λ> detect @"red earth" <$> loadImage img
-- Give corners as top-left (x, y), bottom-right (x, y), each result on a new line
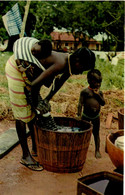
top-left (0, 75), bottom-right (124, 195)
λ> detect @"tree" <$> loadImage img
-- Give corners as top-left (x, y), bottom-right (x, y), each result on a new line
top-left (31, 1), bottom-right (57, 40)
top-left (95, 1), bottom-right (124, 51)
top-left (0, 1), bottom-right (124, 51)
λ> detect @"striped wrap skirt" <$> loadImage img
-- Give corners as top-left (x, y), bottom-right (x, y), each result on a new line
top-left (5, 55), bottom-right (35, 123)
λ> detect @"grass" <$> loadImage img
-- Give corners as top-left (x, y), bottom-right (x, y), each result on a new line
top-left (68, 58), bottom-right (124, 90)
top-left (0, 52), bottom-right (13, 75)
top-left (0, 52), bottom-right (12, 107)
top-left (95, 58), bottom-right (124, 90)
top-left (113, 98), bottom-right (124, 107)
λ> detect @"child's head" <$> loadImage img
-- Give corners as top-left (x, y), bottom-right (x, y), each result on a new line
top-left (32, 39), bottom-right (52, 59)
top-left (70, 47), bottom-right (95, 74)
top-left (87, 69), bottom-right (102, 89)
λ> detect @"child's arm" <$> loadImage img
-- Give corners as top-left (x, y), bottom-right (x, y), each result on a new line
top-left (93, 90), bottom-right (105, 106)
top-left (77, 91), bottom-right (84, 118)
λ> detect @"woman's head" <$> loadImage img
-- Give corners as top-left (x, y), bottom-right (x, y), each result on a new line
top-left (87, 69), bottom-right (102, 89)
top-left (70, 47), bottom-right (95, 74)
top-left (31, 39), bottom-right (52, 59)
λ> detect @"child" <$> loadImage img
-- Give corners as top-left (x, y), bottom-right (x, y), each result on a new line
top-left (77, 69), bottom-right (105, 158)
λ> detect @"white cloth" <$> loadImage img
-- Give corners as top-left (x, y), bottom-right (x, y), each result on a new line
top-left (13, 37), bottom-right (45, 70)
top-left (115, 136), bottom-right (124, 151)
top-left (2, 3), bottom-right (23, 36)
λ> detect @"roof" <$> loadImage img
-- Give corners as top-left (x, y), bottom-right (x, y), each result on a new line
top-left (51, 32), bottom-right (78, 41)
top-left (51, 32), bottom-right (101, 44)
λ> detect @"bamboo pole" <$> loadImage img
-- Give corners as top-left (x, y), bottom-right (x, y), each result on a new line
top-left (20, 0), bottom-right (31, 38)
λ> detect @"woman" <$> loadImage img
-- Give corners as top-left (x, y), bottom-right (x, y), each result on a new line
top-left (5, 37), bottom-right (95, 171)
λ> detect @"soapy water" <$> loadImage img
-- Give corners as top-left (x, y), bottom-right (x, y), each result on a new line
top-left (57, 126), bottom-right (82, 132)
top-left (37, 115), bottom-right (82, 132)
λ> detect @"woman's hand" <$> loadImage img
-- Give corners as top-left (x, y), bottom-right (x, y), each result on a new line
top-left (36, 97), bottom-right (51, 115)
top-left (24, 87), bottom-right (51, 114)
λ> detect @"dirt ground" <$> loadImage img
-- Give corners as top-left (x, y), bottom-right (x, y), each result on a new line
top-left (0, 75), bottom-right (124, 195)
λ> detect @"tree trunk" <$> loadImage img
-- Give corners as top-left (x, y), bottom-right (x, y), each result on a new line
top-left (20, 1), bottom-right (31, 38)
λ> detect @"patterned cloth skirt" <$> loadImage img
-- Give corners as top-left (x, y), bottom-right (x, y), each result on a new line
top-left (5, 55), bottom-right (35, 123)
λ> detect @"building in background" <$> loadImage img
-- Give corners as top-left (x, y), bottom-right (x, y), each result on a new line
top-left (50, 31), bottom-right (101, 52)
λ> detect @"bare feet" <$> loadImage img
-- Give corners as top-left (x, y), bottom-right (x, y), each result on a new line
top-left (95, 151), bottom-right (101, 159)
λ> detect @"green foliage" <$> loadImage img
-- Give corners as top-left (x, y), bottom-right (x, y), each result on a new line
top-left (67, 76), bottom-right (86, 87)
top-left (32, 31), bottom-right (51, 40)
top-left (113, 98), bottom-right (124, 107)
top-left (94, 58), bottom-right (124, 90)
top-left (56, 107), bottom-right (62, 114)
top-left (0, 27), bottom-right (8, 42)
top-left (67, 58), bottom-right (124, 90)
top-left (0, 52), bottom-right (12, 75)
top-left (0, 51), bottom-right (12, 106)
top-left (33, 1), bottom-right (56, 38)
top-left (0, 1), bottom-right (124, 50)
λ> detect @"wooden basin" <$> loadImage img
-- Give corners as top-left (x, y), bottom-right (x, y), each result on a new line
top-left (35, 117), bottom-right (92, 173)
top-left (106, 130), bottom-right (124, 170)
top-left (77, 171), bottom-right (123, 195)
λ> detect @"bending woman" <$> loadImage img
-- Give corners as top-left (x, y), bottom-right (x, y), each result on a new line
top-left (5, 37), bottom-right (95, 171)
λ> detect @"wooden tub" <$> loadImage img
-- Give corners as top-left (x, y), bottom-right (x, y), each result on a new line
top-left (35, 117), bottom-right (92, 173)
top-left (106, 130), bottom-right (124, 171)
top-left (77, 171), bottom-right (123, 195)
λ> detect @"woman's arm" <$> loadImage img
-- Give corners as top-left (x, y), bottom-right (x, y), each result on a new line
top-left (31, 61), bottom-right (66, 87)
top-left (45, 72), bottom-right (70, 101)
top-left (31, 61), bottom-right (70, 103)
top-left (31, 63), bottom-right (62, 100)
